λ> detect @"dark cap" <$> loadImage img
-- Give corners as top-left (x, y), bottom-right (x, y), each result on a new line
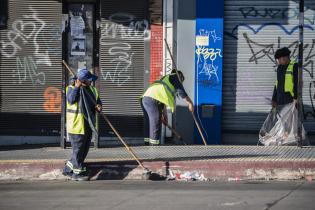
top-left (274, 47), bottom-right (291, 59)
top-left (171, 69), bottom-right (185, 82)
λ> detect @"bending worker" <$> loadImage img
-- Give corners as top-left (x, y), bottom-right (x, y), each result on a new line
top-left (63, 69), bottom-right (102, 181)
top-left (272, 47), bottom-right (298, 108)
top-left (141, 69), bottom-right (194, 146)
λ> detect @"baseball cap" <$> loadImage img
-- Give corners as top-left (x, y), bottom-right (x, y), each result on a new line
top-left (77, 68), bottom-right (98, 82)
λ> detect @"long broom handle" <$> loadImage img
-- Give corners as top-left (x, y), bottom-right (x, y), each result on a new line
top-left (161, 119), bottom-right (181, 139)
top-left (164, 39), bottom-right (208, 146)
top-left (191, 112), bottom-right (207, 146)
top-left (62, 60), bottom-right (146, 170)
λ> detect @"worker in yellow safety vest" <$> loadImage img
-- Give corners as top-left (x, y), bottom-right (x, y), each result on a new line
top-left (140, 69), bottom-right (194, 146)
top-left (63, 68), bottom-right (102, 181)
top-left (272, 47), bottom-right (298, 108)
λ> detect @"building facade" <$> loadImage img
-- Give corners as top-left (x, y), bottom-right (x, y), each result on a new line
top-left (0, 0), bottom-right (314, 145)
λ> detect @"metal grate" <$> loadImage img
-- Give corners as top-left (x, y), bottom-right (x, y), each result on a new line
top-left (222, 0), bottom-right (315, 133)
top-left (98, 0), bottom-right (148, 137)
top-left (1, 146), bottom-right (315, 162)
top-left (0, 0), bottom-right (62, 135)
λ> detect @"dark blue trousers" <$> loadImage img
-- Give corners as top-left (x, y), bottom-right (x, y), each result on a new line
top-left (141, 97), bottom-right (164, 145)
top-left (64, 121), bottom-right (92, 174)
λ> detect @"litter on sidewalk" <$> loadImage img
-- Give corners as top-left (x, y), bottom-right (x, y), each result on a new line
top-left (167, 170), bottom-right (208, 181)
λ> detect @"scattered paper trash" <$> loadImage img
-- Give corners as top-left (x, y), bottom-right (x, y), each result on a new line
top-left (167, 170), bottom-right (208, 181)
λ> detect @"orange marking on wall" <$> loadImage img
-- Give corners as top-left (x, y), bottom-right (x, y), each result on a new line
top-left (43, 87), bottom-right (61, 113)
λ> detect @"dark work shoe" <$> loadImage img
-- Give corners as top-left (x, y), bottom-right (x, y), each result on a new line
top-left (62, 165), bottom-right (73, 178)
top-left (71, 173), bottom-right (89, 181)
top-left (62, 170), bottom-right (73, 178)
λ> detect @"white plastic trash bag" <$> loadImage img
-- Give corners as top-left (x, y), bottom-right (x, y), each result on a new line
top-left (259, 103), bottom-right (306, 146)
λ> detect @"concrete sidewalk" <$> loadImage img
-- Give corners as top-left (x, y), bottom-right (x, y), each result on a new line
top-left (0, 145), bottom-right (314, 181)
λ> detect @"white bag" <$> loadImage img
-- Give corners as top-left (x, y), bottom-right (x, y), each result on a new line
top-left (259, 103), bottom-right (306, 146)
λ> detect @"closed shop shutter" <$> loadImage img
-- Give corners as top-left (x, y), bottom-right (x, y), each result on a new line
top-left (99, 0), bottom-right (148, 138)
top-left (223, 0), bottom-right (315, 133)
top-left (0, 0), bottom-right (62, 136)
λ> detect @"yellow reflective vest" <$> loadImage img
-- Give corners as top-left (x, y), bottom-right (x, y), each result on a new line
top-left (275, 60), bottom-right (296, 97)
top-left (66, 85), bottom-right (99, 135)
top-left (142, 74), bottom-right (176, 112)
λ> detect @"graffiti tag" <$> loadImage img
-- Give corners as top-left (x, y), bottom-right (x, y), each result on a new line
top-left (43, 87), bottom-right (61, 113)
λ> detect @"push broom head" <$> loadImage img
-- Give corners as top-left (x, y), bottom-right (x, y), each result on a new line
top-left (142, 168), bottom-right (167, 181)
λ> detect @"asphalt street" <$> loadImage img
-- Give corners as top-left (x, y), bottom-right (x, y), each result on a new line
top-left (0, 180), bottom-right (314, 210)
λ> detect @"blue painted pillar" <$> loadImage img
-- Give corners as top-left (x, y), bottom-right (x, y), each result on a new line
top-left (194, 0), bottom-right (224, 144)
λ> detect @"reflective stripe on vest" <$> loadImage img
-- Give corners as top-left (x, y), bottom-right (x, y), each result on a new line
top-left (66, 85), bottom-right (98, 135)
top-left (142, 74), bottom-right (176, 112)
top-left (149, 138), bottom-right (160, 145)
top-left (275, 60), bottom-right (295, 97)
top-left (153, 80), bottom-right (176, 98)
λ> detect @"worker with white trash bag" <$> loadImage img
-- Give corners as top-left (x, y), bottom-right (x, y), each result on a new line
top-left (259, 47), bottom-right (307, 146)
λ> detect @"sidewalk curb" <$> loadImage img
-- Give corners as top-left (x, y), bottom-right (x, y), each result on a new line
top-left (0, 159), bottom-right (314, 181)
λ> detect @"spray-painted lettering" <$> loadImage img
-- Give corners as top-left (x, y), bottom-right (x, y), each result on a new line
top-left (0, 7), bottom-right (52, 66)
top-left (240, 30), bottom-right (315, 118)
top-left (101, 13), bottom-right (150, 40)
top-left (14, 56), bottom-right (46, 85)
top-left (100, 42), bottom-right (133, 86)
top-left (239, 6), bottom-right (315, 25)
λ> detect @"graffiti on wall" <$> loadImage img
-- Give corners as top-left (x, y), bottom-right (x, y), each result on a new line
top-left (0, 6), bottom-right (63, 89)
top-left (210, 30), bottom-right (222, 43)
top-left (0, 7), bottom-right (52, 67)
top-left (43, 87), bottom-right (61, 113)
top-left (14, 56), bottom-right (46, 85)
top-left (226, 23), bottom-right (314, 40)
top-left (224, 4), bottom-right (315, 119)
top-left (100, 42), bottom-right (134, 86)
top-left (243, 34), bottom-right (314, 70)
top-left (100, 12), bottom-right (149, 86)
top-left (243, 33), bottom-right (315, 118)
top-left (101, 13), bottom-right (150, 40)
top-left (43, 24), bottom-right (62, 56)
top-left (239, 6), bottom-right (315, 25)
top-left (196, 29), bottom-right (222, 87)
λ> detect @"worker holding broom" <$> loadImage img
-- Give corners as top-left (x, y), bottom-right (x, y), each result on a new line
top-left (140, 69), bottom-right (194, 146)
top-left (62, 68), bottom-right (102, 181)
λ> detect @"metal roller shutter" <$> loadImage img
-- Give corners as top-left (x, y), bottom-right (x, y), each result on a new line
top-left (99, 0), bottom-right (148, 137)
top-left (222, 0), bottom-right (315, 134)
top-left (0, 0), bottom-right (62, 136)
